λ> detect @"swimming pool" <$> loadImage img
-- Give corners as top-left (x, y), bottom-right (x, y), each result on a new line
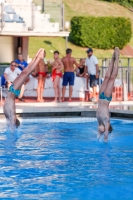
top-left (0, 118), bottom-right (133, 200)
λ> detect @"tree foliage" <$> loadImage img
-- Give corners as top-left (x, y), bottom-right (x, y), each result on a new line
top-left (100, 0), bottom-right (133, 8)
top-left (70, 16), bottom-right (132, 49)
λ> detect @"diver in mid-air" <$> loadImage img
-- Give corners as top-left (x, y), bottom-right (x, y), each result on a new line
top-left (3, 48), bottom-right (44, 130)
top-left (96, 47), bottom-right (119, 141)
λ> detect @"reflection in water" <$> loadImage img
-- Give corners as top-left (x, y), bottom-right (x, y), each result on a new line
top-left (0, 120), bottom-right (133, 199)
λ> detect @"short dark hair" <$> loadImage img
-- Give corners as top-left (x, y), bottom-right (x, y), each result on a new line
top-left (80, 58), bottom-right (84, 62)
top-left (54, 51), bottom-right (59, 55)
top-left (15, 118), bottom-right (20, 128)
top-left (10, 61), bottom-right (16, 65)
top-left (66, 48), bottom-right (72, 55)
top-left (109, 124), bottom-right (113, 133)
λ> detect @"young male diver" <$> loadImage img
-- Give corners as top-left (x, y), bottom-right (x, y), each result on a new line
top-left (96, 47), bottom-right (119, 141)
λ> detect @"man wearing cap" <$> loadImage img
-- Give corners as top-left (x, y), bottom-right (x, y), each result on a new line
top-left (85, 48), bottom-right (99, 101)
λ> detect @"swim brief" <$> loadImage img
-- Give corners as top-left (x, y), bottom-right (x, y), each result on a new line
top-left (62, 72), bottom-right (74, 86)
top-left (99, 92), bottom-right (112, 102)
top-left (38, 72), bottom-right (46, 77)
top-left (52, 69), bottom-right (62, 81)
top-left (9, 84), bottom-right (21, 97)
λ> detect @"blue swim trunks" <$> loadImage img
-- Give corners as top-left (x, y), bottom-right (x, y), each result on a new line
top-left (9, 84), bottom-right (21, 97)
top-left (62, 72), bottom-right (75, 86)
top-left (99, 92), bottom-right (112, 102)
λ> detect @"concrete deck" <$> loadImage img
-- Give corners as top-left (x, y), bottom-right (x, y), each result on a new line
top-left (0, 101), bottom-right (133, 118)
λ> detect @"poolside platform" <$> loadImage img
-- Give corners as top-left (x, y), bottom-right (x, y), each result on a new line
top-left (0, 98), bottom-right (133, 119)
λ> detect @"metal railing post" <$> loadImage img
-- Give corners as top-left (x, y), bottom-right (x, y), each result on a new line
top-left (42, 0), bottom-right (44, 13)
top-left (126, 69), bottom-right (129, 93)
top-left (1, 3), bottom-right (4, 31)
top-left (127, 58), bottom-right (130, 93)
top-left (61, 3), bottom-right (64, 31)
top-left (31, 2), bottom-right (35, 30)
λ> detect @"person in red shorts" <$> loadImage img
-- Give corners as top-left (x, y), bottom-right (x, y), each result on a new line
top-left (51, 51), bottom-right (63, 102)
top-left (36, 52), bottom-right (47, 102)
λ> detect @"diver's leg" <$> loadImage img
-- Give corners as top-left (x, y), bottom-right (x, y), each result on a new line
top-left (99, 50), bottom-right (115, 94)
top-left (104, 47), bottom-right (119, 97)
top-left (13, 49), bottom-right (44, 90)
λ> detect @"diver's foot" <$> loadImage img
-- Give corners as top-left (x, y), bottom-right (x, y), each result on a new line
top-left (114, 47), bottom-right (119, 59)
top-left (36, 48), bottom-right (44, 59)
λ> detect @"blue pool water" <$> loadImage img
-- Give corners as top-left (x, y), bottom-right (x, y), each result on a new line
top-left (0, 119), bottom-right (133, 200)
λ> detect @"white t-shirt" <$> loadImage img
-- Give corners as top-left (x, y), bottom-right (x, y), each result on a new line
top-left (4, 67), bottom-right (21, 82)
top-left (85, 55), bottom-right (98, 75)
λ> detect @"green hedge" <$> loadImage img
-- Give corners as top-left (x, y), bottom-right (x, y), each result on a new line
top-left (100, 0), bottom-right (133, 8)
top-left (70, 16), bottom-right (132, 49)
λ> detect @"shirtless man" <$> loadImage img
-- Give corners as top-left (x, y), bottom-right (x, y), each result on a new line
top-left (36, 52), bottom-right (47, 102)
top-left (62, 48), bottom-right (79, 102)
top-left (51, 51), bottom-right (63, 102)
top-left (3, 49), bottom-right (44, 130)
top-left (96, 47), bottom-right (119, 142)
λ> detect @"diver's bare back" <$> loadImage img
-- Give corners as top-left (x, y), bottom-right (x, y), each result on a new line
top-left (62, 57), bottom-right (75, 72)
top-left (96, 100), bottom-right (110, 125)
top-left (4, 93), bottom-right (16, 123)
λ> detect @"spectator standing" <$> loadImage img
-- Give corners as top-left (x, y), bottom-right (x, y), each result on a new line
top-left (36, 52), bottom-right (47, 102)
top-left (4, 61), bottom-right (25, 101)
top-left (62, 48), bottom-right (79, 102)
top-left (51, 51), bottom-right (63, 102)
top-left (76, 58), bottom-right (85, 77)
top-left (85, 48), bottom-right (99, 101)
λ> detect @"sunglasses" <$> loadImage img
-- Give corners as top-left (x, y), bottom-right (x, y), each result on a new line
top-left (11, 64), bottom-right (16, 66)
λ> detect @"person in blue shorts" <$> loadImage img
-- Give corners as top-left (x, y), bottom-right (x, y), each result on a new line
top-left (96, 47), bottom-right (119, 142)
top-left (3, 49), bottom-right (44, 130)
top-left (62, 48), bottom-right (79, 102)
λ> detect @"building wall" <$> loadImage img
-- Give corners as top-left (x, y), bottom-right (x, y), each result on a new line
top-left (0, 36), bottom-right (29, 63)
top-left (0, 36), bottom-right (18, 63)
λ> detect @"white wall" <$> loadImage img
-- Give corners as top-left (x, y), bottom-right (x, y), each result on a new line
top-left (0, 36), bottom-right (17, 63)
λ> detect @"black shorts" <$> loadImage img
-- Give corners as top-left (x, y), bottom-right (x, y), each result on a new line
top-left (90, 75), bottom-right (98, 87)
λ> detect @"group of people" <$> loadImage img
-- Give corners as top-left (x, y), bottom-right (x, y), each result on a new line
top-left (3, 47), bottom-right (119, 142)
top-left (3, 47), bottom-right (99, 103)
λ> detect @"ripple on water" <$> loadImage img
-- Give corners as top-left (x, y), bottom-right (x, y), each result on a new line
top-left (0, 120), bottom-right (133, 199)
